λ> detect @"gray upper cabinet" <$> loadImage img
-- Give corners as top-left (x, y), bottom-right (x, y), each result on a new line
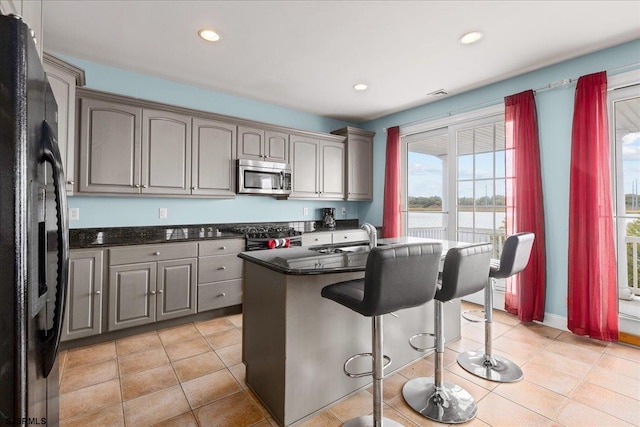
top-left (62, 249), bottom-right (103, 341)
top-left (289, 134), bottom-right (345, 199)
top-left (192, 118), bottom-right (236, 196)
top-left (141, 109), bottom-right (192, 195)
top-left (290, 134), bottom-right (319, 198)
top-left (238, 126), bottom-right (289, 163)
top-left (79, 97), bottom-right (142, 194)
top-left (319, 138), bottom-right (345, 199)
top-left (332, 127), bottom-right (375, 201)
top-left (43, 53), bottom-right (85, 194)
top-left (1, 0), bottom-right (43, 59)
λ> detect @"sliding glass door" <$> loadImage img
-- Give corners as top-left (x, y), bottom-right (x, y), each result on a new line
top-left (403, 113), bottom-right (507, 258)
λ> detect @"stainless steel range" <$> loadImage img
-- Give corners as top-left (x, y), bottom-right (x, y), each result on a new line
top-left (228, 225), bottom-right (303, 251)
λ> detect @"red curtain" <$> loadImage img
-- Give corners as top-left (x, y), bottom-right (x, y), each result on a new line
top-left (504, 90), bottom-right (547, 322)
top-left (568, 72), bottom-right (618, 341)
top-left (382, 126), bottom-right (402, 238)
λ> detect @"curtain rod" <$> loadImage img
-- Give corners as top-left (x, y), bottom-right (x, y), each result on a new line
top-left (383, 62), bottom-right (640, 133)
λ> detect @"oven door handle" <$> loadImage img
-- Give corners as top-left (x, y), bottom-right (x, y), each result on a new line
top-left (279, 171), bottom-right (284, 189)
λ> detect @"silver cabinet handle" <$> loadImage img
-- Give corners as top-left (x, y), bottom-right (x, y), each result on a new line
top-left (95, 290), bottom-right (101, 295)
top-left (344, 236), bottom-right (348, 239)
top-left (150, 290), bottom-right (156, 294)
top-left (134, 184), bottom-right (141, 188)
top-left (67, 180), bottom-right (74, 185)
top-left (216, 293), bottom-right (226, 298)
top-left (314, 238), bottom-right (319, 241)
top-left (142, 184), bottom-right (148, 188)
top-left (220, 246), bottom-right (226, 250)
top-left (218, 266), bottom-right (226, 270)
top-left (158, 289), bottom-right (163, 294)
top-left (191, 186), bottom-right (196, 190)
top-left (154, 251), bottom-right (160, 256)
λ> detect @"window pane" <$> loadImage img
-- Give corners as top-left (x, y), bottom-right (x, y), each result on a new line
top-left (475, 124), bottom-right (494, 154)
top-left (475, 152), bottom-right (493, 179)
top-left (617, 97), bottom-right (640, 215)
top-left (457, 128), bottom-right (473, 155)
top-left (495, 179), bottom-right (506, 206)
top-left (458, 181), bottom-right (474, 206)
top-left (458, 155), bottom-right (473, 180)
top-left (495, 150), bottom-right (506, 178)
top-left (475, 180), bottom-right (494, 207)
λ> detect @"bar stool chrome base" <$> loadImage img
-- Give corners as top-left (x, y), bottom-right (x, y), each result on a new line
top-left (457, 351), bottom-right (523, 383)
top-left (343, 415), bottom-right (405, 427)
top-left (402, 377), bottom-right (477, 424)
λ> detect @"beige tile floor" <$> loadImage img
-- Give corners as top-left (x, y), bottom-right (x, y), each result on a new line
top-left (58, 302), bottom-right (640, 427)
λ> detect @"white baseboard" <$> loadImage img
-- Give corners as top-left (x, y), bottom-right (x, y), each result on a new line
top-left (537, 312), bottom-right (568, 331)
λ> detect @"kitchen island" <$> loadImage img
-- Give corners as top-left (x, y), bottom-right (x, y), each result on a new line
top-left (239, 238), bottom-right (464, 426)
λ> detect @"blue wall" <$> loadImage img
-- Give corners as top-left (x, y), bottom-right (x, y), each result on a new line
top-left (57, 54), bottom-right (360, 228)
top-left (359, 39), bottom-right (640, 318)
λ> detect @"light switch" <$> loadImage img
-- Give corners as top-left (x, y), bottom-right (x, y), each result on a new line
top-left (159, 208), bottom-right (168, 219)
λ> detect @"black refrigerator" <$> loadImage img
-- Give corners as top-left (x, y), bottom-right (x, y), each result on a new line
top-left (0, 14), bottom-right (69, 427)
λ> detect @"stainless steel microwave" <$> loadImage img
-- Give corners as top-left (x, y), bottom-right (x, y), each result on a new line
top-left (237, 159), bottom-right (292, 196)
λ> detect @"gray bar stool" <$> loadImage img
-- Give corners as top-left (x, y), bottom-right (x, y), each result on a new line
top-left (321, 242), bottom-right (443, 427)
top-left (457, 232), bottom-right (535, 383)
top-left (402, 243), bottom-right (493, 424)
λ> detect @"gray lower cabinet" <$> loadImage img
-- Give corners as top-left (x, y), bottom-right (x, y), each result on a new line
top-left (289, 134), bottom-right (345, 199)
top-left (192, 118), bottom-right (236, 196)
top-left (108, 242), bottom-right (197, 331)
top-left (197, 239), bottom-right (244, 311)
top-left (62, 249), bottom-right (104, 342)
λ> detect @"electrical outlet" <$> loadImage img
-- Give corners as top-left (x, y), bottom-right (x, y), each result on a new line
top-left (69, 208), bottom-right (80, 221)
top-left (303, 207), bottom-right (309, 216)
top-left (159, 208), bottom-right (168, 219)
top-left (341, 207), bottom-right (347, 216)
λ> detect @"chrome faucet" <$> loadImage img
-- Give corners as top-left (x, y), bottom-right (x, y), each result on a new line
top-left (361, 223), bottom-right (377, 249)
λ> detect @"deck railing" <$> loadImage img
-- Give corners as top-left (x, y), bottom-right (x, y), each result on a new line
top-left (626, 236), bottom-right (640, 295)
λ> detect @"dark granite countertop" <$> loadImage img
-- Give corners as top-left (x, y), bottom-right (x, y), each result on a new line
top-left (238, 237), bottom-right (455, 275)
top-left (69, 219), bottom-right (360, 249)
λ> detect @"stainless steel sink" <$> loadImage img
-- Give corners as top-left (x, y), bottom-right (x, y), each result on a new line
top-left (310, 244), bottom-right (370, 254)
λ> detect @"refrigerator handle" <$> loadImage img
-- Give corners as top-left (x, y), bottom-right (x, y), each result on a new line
top-left (40, 121), bottom-right (69, 378)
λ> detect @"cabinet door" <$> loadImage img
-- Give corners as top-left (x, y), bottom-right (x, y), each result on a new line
top-left (108, 263), bottom-right (156, 331)
top-left (290, 135), bottom-right (319, 198)
top-left (62, 250), bottom-right (103, 341)
top-left (264, 130), bottom-right (288, 163)
top-left (319, 140), bottom-right (345, 199)
top-left (157, 258), bottom-right (197, 321)
top-left (192, 118), bottom-right (236, 196)
top-left (44, 55), bottom-right (83, 194)
top-left (78, 98), bottom-right (142, 193)
top-left (348, 134), bottom-right (373, 200)
top-left (238, 126), bottom-right (265, 161)
top-left (141, 109), bottom-right (191, 195)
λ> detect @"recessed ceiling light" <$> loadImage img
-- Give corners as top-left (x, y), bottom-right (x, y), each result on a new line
top-left (459, 31), bottom-right (483, 45)
top-left (353, 83), bottom-right (368, 91)
top-left (198, 29), bottom-right (221, 42)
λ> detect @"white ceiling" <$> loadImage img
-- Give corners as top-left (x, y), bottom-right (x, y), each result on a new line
top-left (42, 1), bottom-right (640, 124)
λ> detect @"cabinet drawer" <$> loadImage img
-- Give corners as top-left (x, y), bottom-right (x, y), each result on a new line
top-left (333, 230), bottom-right (368, 243)
top-left (198, 254), bottom-right (243, 284)
top-left (110, 242), bottom-right (197, 265)
top-left (198, 279), bottom-right (242, 312)
top-left (199, 239), bottom-right (245, 256)
top-left (301, 232), bottom-right (332, 246)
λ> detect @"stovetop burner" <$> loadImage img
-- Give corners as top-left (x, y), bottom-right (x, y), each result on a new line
top-left (226, 225), bottom-right (302, 239)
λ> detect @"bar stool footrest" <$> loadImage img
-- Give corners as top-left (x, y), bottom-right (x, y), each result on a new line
top-left (343, 353), bottom-right (392, 378)
top-left (342, 415), bottom-right (405, 427)
top-left (457, 350), bottom-right (523, 383)
top-left (409, 332), bottom-right (436, 353)
top-left (461, 309), bottom-right (486, 323)
top-left (402, 376), bottom-right (477, 424)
